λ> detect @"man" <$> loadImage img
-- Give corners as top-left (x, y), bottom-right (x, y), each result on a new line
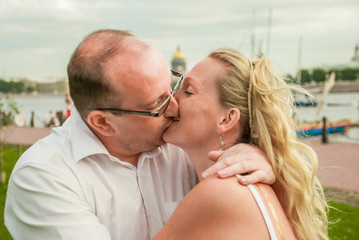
top-left (5, 29), bottom-right (274, 240)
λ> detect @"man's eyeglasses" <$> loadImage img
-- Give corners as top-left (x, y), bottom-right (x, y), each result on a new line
top-left (89, 70), bottom-right (184, 117)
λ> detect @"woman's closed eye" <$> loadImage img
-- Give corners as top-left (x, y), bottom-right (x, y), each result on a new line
top-left (183, 85), bottom-right (194, 95)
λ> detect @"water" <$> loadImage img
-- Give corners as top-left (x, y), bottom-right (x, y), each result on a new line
top-left (8, 92), bottom-right (359, 143)
top-left (296, 92), bottom-right (359, 143)
top-left (296, 92), bottom-right (359, 123)
top-left (9, 95), bottom-right (67, 127)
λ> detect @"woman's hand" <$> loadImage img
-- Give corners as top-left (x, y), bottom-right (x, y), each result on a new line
top-left (201, 143), bottom-right (275, 185)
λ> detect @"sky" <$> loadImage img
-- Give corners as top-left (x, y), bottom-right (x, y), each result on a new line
top-left (1, 0), bottom-right (359, 82)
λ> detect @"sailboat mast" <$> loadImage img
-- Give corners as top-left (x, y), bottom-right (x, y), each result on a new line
top-left (251, 10), bottom-right (256, 59)
top-left (266, 8), bottom-right (272, 57)
top-left (296, 36), bottom-right (303, 85)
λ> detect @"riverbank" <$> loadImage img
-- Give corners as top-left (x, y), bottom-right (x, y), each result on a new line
top-left (304, 80), bottom-right (359, 93)
top-left (1, 92), bottom-right (68, 98)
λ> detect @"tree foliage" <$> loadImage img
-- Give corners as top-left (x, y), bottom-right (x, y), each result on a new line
top-left (312, 68), bottom-right (327, 83)
top-left (341, 68), bottom-right (357, 81)
top-left (296, 67), bottom-right (359, 85)
top-left (0, 79), bottom-right (25, 93)
top-left (284, 74), bottom-right (295, 84)
top-left (0, 95), bottom-right (19, 126)
top-left (300, 69), bottom-right (311, 85)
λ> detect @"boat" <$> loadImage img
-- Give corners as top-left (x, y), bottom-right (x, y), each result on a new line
top-left (315, 72), bottom-right (335, 120)
top-left (294, 94), bottom-right (318, 107)
top-left (295, 72), bottom-right (353, 137)
top-left (294, 100), bottom-right (318, 107)
top-left (296, 120), bottom-right (351, 137)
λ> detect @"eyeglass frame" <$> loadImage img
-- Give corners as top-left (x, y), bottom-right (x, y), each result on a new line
top-left (88, 70), bottom-right (184, 117)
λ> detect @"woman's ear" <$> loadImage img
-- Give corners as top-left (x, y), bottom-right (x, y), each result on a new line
top-left (217, 108), bottom-right (240, 134)
top-left (86, 111), bottom-right (115, 137)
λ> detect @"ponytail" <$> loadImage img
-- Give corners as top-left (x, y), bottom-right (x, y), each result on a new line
top-left (209, 48), bottom-right (328, 240)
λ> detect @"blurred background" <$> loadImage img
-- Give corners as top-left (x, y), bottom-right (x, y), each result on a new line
top-left (1, 1), bottom-right (359, 239)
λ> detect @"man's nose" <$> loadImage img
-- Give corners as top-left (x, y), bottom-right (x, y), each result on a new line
top-left (164, 95), bottom-right (179, 118)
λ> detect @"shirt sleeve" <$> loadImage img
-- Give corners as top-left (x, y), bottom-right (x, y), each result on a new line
top-left (4, 163), bottom-right (111, 240)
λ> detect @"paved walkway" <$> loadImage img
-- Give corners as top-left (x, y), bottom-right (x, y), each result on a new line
top-left (302, 138), bottom-right (359, 193)
top-left (0, 126), bottom-right (51, 146)
top-left (302, 138), bottom-right (359, 206)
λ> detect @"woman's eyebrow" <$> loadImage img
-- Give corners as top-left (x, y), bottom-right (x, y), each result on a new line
top-left (183, 77), bottom-right (199, 90)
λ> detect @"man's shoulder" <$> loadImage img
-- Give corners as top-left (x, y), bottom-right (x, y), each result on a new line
top-left (13, 127), bottom-right (72, 173)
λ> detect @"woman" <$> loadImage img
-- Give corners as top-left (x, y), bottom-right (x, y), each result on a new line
top-left (156, 48), bottom-right (328, 239)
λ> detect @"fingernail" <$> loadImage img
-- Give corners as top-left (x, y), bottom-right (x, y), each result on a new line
top-left (240, 178), bottom-right (248, 185)
top-left (202, 171), bottom-right (208, 178)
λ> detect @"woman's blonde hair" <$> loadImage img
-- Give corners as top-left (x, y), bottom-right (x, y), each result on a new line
top-left (209, 48), bottom-right (328, 240)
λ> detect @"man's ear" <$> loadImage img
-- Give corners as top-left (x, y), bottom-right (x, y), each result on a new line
top-left (86, 111), bottom-right (115, 137)
top-left (217, 108), bottom-right (240, 134)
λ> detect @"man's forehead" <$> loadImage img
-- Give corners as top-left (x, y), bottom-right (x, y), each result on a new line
top-left (104, 38), bottom-right (171, 107)
top-left (114, 71), bottom-right (171, 109)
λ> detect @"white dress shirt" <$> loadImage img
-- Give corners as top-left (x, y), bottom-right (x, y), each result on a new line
top-left (5, 108), bottom-right (198, 240)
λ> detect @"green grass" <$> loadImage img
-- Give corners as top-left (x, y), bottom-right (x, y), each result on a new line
top-left (0, 145), bottom-right (359, 240)
top-left (328, 201), bottom-right (359, 239)
top-left (1, 145), bottom-right (26, 240)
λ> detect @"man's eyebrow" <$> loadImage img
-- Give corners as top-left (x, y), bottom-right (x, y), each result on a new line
top-left (142, 92), bottom-right (167, 110)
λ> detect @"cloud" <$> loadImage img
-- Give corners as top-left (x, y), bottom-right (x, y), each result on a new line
top-left (0, 0), bottom-right (358, 78)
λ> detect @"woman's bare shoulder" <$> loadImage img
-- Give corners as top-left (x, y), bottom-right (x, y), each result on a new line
top-left (191, 177), bottom-right (271, 216)
top-left (190, 176), bottom-right (252, 204)
top-left (180, 176), bottom-right (268, 227)
top-left (154, 176), bottom-right (270, 240)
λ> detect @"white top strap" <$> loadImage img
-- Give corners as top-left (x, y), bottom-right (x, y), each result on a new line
top-left (236, 174), bottom-right (278, 240)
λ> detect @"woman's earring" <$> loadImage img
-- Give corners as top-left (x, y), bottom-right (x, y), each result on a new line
top-left (219, 135), bottom-right (226, 151)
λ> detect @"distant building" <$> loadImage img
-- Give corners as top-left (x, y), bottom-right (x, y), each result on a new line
top-left (171, 45), bottom-right (186, 73)
top-left (37, 78), bottom-right (68, 94)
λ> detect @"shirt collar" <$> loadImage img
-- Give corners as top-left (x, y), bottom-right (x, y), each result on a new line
top-left (71, 107), bottom-right (110, 162)
top-left (140, 146), bottom-right (162, 159)
top-left (70, 106), bottom-right (163, 163)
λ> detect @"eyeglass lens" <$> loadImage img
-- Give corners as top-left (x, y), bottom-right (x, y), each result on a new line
top-left (156, 72), bottom-right (183, 116)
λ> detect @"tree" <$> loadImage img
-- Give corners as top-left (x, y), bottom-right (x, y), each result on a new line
top-left (341, 68), bottom-right (357, 81)
top-left (312, 68), bottom-right (326, 83)
top-left (12, 81), bottom-right (25, 93)
top-left (328, 68), bottom-right (342, 80)
top-left (0, 95), bottom-right (19, 183)
top-left (26, 85), bottom-right (35, 93)
top-left (284, 74), bottom-right (295, 84)
top-left (300, 69), bottom-right (311, 85)
top-left (0, 79), bottom-right (25, 93)
top-left (0, 80), bottom-right (12, 93)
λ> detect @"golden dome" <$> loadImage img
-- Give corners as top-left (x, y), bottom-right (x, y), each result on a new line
top-left (173, 46), bottom-right (185, 59)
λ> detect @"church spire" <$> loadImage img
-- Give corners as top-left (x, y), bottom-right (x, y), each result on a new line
top-left (351, 43), bottom-right (359, 62)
